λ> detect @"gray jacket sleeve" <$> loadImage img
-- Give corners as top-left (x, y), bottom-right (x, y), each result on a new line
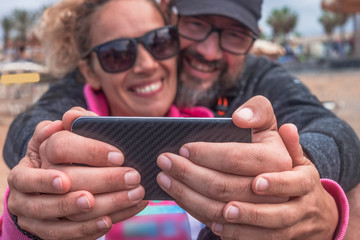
top-left (3, 72), bottom-right (87, 169)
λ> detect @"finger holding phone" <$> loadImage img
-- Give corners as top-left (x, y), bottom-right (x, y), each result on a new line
top-left (6, 108), bottom-right (148, 239)
top-left (156, 96), bottom-right (340, 239)
top-left (211, 124), bottom-right (339, 240)
top-left (156, 96), bottom-right (292, 222)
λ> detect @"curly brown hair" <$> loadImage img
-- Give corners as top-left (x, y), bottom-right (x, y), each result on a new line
top-left (36, 0), bottom-right (168, 78)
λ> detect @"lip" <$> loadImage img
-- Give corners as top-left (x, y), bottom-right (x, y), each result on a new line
top-left (185, 55), bottom-right (218, 73)
top-left (183, 56), bottom-right (220, 82)
top-left (129, 79), bottom-right (164, 97)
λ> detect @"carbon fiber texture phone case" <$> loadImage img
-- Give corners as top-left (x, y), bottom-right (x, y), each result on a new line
top-left (71, 117), bottom-right (252, 200)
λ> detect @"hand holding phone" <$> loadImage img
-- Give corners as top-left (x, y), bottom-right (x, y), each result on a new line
top-left (71, 117), bottom-right (252, 200)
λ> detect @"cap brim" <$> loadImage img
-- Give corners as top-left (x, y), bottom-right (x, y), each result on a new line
top-left (176, 0), bottom-right (259, 35)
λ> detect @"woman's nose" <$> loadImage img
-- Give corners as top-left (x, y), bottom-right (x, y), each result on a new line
top-left (132, 44), bottom-right (159, 75)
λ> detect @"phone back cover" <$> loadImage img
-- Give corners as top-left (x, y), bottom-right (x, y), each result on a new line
top-left (72, 117), bottom-right (251, 200)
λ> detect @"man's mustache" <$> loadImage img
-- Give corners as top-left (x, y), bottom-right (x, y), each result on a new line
top-left (179, 49), bottom-right (226, 70)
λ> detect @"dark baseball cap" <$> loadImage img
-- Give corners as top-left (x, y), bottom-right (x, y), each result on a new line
top-left (172, 0), bottom-right (262, 36)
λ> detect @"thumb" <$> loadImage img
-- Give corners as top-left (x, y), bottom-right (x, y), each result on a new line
top-left (232, 95), bottom-right (277, 133)
top-left (62, 107), bottom-right (98, 131)
top-left (27, 120), bottom-right (64, 155)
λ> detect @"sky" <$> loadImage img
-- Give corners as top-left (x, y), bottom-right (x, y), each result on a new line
top-left (0, 0), bottom-right (354, 40)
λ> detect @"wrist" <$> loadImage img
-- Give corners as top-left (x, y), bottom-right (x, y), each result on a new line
top-left (10, 213), bottom-right (43, 240)
top-left (321, 179), bottom-right (349, 240)
top-left (4, 187), bottom-right (43, 240)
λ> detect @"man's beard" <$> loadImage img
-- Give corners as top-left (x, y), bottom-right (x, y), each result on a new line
top-left (175, 49), bottom-right (245, 108)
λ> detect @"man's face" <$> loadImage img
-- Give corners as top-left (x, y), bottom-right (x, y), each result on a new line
top-left (176, 15), bottom-right (252, 107)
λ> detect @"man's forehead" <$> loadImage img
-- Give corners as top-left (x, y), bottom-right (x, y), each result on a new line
top-left (188, 15), bottom-right (250, 31)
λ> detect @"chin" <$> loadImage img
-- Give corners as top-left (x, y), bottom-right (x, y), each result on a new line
top-left (137, 106), bottom-right (170, 117)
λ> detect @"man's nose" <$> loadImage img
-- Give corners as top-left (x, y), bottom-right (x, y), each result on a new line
top-left (133, 44), bottom-right (158, 75)
top-left (195, 32), bottom-right (223, 61)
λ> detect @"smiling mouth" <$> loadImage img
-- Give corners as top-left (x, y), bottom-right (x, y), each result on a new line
top-left (185, 56), bottom-right (219, 73)
top-left (132, 81), bottom-right (162, 94)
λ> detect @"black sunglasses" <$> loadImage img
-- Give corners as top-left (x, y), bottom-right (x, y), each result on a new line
top-left (82, 26), bottom-right (179, 73)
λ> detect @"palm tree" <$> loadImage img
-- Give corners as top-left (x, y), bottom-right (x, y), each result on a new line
top-left (319, 11), bottom-right (338, 58)
top-left (12, 9), bottom-right (37, 46)
top-left (267, 7), bottom-right (298, 43)
top-left (1, 16), bottom-right (14, 53)
top-left (336, 13), bottom-right (348, 57)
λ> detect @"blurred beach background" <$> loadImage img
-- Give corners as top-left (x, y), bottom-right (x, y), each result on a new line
top-left (1, 0), bottom-right (360, 223)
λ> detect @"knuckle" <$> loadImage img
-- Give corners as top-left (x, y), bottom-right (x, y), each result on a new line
top-left (298, 177), bottom-right (312, 195)
top-left (202, 203), bottom-right (223, 222)
top-left (280, 207), bottom-right (298, 227)
top-left (272, 175), bottom-right (286, 193)
top-left (272, 229), bottom-right (291, 240)
top-left (86, 141), bottom-right (107, 164)
top-left (228, 225), bottom-right (242, 239)
top-left (104, 170), bottom-right (120, 189)
top-left (186, 143), bottom-right (204, 163)
top-left (7, 168), bottom-right (18, 187)
top-left (47, 132), bottom-right (68, 161)
top-left (278, 155), bottom-right (293, 171)
top-left (20, 218), bottom-right (65, 240)
top-left (70, 106), bottom-right (85, 112)
top-left (304, 204), bottom-right (319, 220)
top-left (27, 201), bottom-right (44, 219)
top-left (172, 183), bottom-right (186, 202)
top-left (111, 191), bottom-right (128, 208)
top-left (218, 154), bottom-right (239, 173)
top-left (205, 175), bottom-right (222, 197)
top-left (246, 207), bottom-right (262, 225)
top-left (41, 229), bottom-right (62, 240)
top-left (172, 161), bottom-right (188, 182)
top-left (7, 192), bottom-right (20, 216)
top-left (31, 133), bottom-right (43, 147)
top-left (57, 198), bottom-right (73, 217)
top-left (78, 223), bottom-right (93, 238)
top-left (36, 172), bottom-right (52, 192)
top-left (32, 121), bottom-right (51, 143)
top-left (209, 178), bottom-right (233, 200)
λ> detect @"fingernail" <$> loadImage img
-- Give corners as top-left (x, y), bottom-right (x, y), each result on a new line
top-left (179, 147), bottom-right (189, 158)
top-left (225, 205), bottom-right (239, 220)
top-left (157, 173), bottom-right (171, 190)
top-left (157, 155), bottom-right (171, 171)
top-left (236, 108), bottom-right (253, 121)
top-left (53, 177), bottom-right (63, 191)
top-left (255, 177), bottom-right (269, 191)
top-left (212, 223), bottom-right (223, 234)
top-left (125, 171), bottom-right (140, 186)
top-left (128, 187), bottom-right (144, 201)
top-left (97, 218), bottom-right (110, 230)
top-left (77, 195), bottom-right (91, 211)
top-left (108, 152), bottom-right (124, 165)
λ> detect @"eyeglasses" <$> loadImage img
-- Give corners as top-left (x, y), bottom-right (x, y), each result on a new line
top-left (82, 26), bottom-right (179, 73)
top-left (178, 16), bottom-right (256, 55)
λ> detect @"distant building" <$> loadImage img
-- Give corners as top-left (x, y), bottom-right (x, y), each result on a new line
top-left (321, 0), bottom-right (360, 57)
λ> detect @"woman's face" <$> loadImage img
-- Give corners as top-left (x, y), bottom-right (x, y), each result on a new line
top-left (81, 0), bottom-right (177, 117)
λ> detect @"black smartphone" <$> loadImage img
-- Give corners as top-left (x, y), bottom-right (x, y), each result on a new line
top-left (71, 117), bottom-right (252, 200)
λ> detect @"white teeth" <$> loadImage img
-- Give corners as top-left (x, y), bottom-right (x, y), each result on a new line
top-left (188, 58), bottom-right (216, 72)
top-left (134, 81), bottom-right (162, 94)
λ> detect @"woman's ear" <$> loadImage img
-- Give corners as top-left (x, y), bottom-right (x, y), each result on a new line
top-left (78, 60), bottom-right (101, 90)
